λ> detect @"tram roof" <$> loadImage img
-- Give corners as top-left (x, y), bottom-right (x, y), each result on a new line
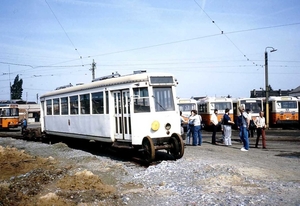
top-left (197, 96), bottom-right (233, 102)
top-left (40, 72), bottom-right (175, 99)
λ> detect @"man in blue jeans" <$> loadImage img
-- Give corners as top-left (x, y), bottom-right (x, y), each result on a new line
top-left (238, 105), bottom-right (250, 151)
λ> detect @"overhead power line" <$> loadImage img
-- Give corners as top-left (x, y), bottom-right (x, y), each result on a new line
top-left (45, 0), bottom-right (83, 61)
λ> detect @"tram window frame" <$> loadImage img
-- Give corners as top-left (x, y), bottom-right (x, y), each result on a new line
top-left (80, 93), bottom-right (90, 114)
top-left (46, 99), bottom-right (52, 115)
top-left (153, 87), bottom-right (175, 112)
top-left (133, 87), bottom-right (150, 113)
top-left (92, 92), bottom-right (104, 114)
top-left (53, 98), bottom-right (60, 115)
top-left (61, 97), bottom-right (68, 115)
top-left (105, 91), bottom-right (109, 114)
top-left (70, 95), bottom-right (79, 115)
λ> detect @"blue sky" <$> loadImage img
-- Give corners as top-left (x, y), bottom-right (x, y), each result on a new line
top-left (1, 0), bottom-right (299, 102)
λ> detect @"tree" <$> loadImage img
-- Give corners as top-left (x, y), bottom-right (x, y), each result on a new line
top-left (11, 75), bottom-right (23, 100)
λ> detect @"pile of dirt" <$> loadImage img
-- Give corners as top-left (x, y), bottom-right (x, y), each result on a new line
top-left (0, 146), bottom-right (120, 206)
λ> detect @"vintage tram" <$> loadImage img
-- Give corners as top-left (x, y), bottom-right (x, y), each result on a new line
top-left (39, 71), bottom-right (184, 162)
top-left (268, 96), bottom-right (299, 128)
top-left (0, 103), bottom-right (19, 129)
top-left (197, 96), bottom-right (233, 129)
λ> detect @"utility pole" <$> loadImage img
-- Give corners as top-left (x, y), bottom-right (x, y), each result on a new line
top-left (90, 59), bottom-right (96, 80)
top-left (9, 66), bottom-right (11, 102)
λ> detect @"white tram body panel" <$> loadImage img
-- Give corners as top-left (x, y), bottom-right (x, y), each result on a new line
top-left (39, 71), bottom-right (183, 157)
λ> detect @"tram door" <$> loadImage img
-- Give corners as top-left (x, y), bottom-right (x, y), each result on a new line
top-left (112, 90), bottom-right (132, 140)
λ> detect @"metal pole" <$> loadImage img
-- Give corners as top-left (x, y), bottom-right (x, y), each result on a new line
top-left (9, 66), bottom-right (11, 102)
top-left (264, 51), bottom-right (269, 129)
top-left (264, 46), bottom-right (277, 129)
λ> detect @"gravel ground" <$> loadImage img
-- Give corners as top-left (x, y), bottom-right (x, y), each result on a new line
top-left (0, 130), bottom-right (300, 206)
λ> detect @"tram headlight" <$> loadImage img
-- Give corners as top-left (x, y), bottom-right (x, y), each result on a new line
top-left (151, 120), bottom-right (160, 131)
top-left (165, 123), bottom-right (171, 130)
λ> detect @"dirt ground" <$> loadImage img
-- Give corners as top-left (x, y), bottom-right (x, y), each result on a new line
top-left (0, 144), bottom-right (120, 206)
top-left (0, 129), bottom-right (299, 205)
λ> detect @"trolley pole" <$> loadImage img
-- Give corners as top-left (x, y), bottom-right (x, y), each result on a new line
top-left (90, 59), bottom-right (96, 80)
top-left (264, 47), bottom-right (277, 129)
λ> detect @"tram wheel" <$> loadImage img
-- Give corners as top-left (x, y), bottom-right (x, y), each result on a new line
top-left (169, 134), bottom-right (184, 159)
top-left (142, 136), bottom-right (155, 163)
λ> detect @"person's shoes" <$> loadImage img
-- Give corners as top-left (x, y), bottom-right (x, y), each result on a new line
top-left (212, 142), bottom-right (218, 145)
top-left (241, 148), bottom-right (248, 151)
top-left (254, 146), bottom-right (258, 148)
top-left (262, 147), bottom-right (267, 149)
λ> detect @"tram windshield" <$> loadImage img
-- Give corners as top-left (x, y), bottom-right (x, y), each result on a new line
top-left (276, 101), bottom-right (297, 109)
top-left (0, 108), bottom-right (19, 117)
top-left (153, 87), bottom-right (175, 112)
top-left (212, 102), bottom-right (232, 110)
top-left (240, 100), bottom-right (262, 113)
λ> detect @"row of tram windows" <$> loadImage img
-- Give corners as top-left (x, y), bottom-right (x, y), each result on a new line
top-left (45, 87), bottom-right (175, 116)
top-left (46, 91), bottom-right (107, 115)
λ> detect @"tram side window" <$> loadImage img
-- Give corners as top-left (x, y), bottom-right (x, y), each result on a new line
top-left (153, 87), bottom-right (175, 112)
top-left (11, 108), bottom-right (19, 116)
top-left (80, 94), bottom-right (90, 114)
top-left (92, 92), bottom-right (104, 114)
top-left (70, 95), bottom-right (79, 115)
top-left (61, 97), bottom-right (68, 115)
top-left (133, 87), bottom-right (150, 113)
top-left (105, 91), bottom-right (109, 114)
top-left (53, 98), bottom-right (60, 115)
top-left (0, 109), bottom-right (6, 116)
top-left (46, 100), bottom-right (52, 115)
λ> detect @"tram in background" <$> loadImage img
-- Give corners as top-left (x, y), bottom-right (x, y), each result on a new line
top-left (40, 71), bottom-right (184, 162)
top-left (197, 97), bottom-right (233, 129)
top-left (268, 96), bottom-right (299, 128)
top-left (232, 97), bottom-right (263, 127)
top-left (177, 98), bottom-right (197, 121)
top-left (0, 103), bottom-right (19, 129)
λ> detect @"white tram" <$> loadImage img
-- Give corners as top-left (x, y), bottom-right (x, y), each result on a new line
top-left (177, 98), bottom-right (197, 120)
top-left (40, 71), bottom-right (184, 162)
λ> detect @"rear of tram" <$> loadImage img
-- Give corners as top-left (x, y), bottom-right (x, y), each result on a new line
top-left (131, 75), bottom-right (184, 162)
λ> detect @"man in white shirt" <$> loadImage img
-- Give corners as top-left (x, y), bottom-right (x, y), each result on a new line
top-left (254, 111), bottom-right (266, 149)
top-left (210, 109), bottom-right (219, 145)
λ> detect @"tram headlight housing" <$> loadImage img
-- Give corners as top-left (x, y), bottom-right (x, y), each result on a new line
top-left (165, 123), bottom-right (171, 130)
top-left (151, 120), bottom-right (160, 131)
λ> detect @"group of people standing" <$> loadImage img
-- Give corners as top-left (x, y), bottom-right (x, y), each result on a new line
top-left (180, 105), bottom-right (267, 150)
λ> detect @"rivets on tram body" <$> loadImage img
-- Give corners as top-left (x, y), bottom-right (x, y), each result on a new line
top-left (151, 120), bottom-right (160, 131)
